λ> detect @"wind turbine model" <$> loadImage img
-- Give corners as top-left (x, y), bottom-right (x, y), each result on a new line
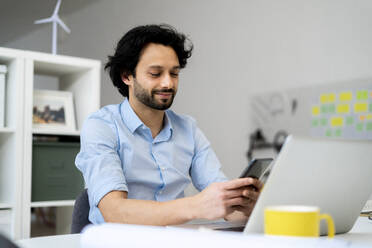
top-left (34, 0), bottom-right (71, 55)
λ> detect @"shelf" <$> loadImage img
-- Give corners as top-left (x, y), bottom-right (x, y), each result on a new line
top-left (32, 129), bottom-right (80, 136)
top-left (30, 200), bottom-right (75, 208)
top-left (0, 127), bottom-right (15, 133)
top-left (0, 203), bottom-right (12, 209)
top-left (0, 46), bottom-right (100, 239)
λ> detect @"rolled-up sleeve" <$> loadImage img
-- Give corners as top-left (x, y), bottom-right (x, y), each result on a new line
top-left (189, 126), bottom-right (228, 191)
top-left (75, 116), bottom-right (128, 208)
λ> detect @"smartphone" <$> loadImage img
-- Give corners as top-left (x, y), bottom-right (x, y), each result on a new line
top-left (239, 158), bottom-right (273, 183)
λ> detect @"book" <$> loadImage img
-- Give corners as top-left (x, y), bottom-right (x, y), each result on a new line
top-left (0, 65), bottom-right (6, 128)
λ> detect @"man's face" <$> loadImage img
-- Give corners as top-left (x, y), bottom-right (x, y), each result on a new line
top-left (126, 43), bottom-right (180, 110)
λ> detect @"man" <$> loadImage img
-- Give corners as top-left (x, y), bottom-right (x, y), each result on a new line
top-left (76, 24), bottom-right (262, 226)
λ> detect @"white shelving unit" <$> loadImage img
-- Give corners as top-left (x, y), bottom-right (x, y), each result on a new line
top-left (0, 47), bottom-right (101, 239)
top-left (0, 47), bottom-right (25, 240)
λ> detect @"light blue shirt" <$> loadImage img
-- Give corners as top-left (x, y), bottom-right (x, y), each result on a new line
top-left (75, 98), bottom-right (228, 224)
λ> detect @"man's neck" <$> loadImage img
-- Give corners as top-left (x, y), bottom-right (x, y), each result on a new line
top-left (128, 97), bottom-right (164, 138)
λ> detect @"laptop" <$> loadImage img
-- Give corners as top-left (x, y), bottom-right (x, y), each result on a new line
top-left (214, 135), bottom-right (372, 235)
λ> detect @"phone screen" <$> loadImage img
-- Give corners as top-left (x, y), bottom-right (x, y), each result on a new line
top-left (239, 158), bottom-right (273, 180)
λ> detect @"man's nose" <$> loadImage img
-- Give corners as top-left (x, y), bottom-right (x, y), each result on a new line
top-left (160, 73), bottom-right (174, 88)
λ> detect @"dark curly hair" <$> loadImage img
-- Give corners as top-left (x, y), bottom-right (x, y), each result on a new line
top-left (105, 24), bottom-right (193, 98)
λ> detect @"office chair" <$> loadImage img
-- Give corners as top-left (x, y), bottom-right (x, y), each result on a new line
top-left (0, 233), bottom-right (20, 248)
top-left (71, 188), bottom-right (92, 233)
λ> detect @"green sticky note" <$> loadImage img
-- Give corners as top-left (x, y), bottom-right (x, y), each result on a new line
top-left (356, 123), bottom-right (364, 131)
top-left (326, 129), bottom-right (332, 137)
top-left (321, 105), bottom-right (328, 114)
top-left (335, 129), bottom-right (342, 137)
top-left (357, 90), bottom-right (368, 100)
top-left (328, 104), bottom-right (335, 113)
top-left (367, 122), bottom-right (372, 131)
top-left (320, 118), bottom-right (328, 126)
top-left (369, 104), bottom-right (372, 112)
top-left (312, 119), bottom-right (319, 127)
top-left (346, 116), bottom-right (354, 125)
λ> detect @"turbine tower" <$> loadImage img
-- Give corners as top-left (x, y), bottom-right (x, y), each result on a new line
top-left (34, 0), bottom-right (71, 55)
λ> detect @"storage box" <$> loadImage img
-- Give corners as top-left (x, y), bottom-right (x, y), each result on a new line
top-left (0, 209), bottom-right (11, 238)
top-left (0, 65), bottom-right (6, 128)
top-left (32, 141), bottom-right (84, 201)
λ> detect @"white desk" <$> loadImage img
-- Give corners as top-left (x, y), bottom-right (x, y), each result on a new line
top-left (17, 217), bottom-right (372, 248)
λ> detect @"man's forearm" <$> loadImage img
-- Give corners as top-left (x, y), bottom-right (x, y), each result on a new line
top-left (100, 196), bottom-right (198, 226)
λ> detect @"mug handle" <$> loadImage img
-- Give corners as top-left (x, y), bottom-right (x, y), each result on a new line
top-left (319, 214), bottom-right (335, 238)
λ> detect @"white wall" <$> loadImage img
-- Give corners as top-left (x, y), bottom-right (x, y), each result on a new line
top-left (4, 0), bottom-right (372, 183)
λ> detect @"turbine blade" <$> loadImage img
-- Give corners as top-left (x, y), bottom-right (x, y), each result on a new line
top-left (56, 18), bottom-right (71, 33)
top-left (53, 0), bottom-right (61, 16)
top-left (34, 17), bottom-right (53, 24)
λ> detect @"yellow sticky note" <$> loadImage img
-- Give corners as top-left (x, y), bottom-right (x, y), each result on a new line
top-left (328, 93), bottom-right (336, 103)
top-left (367, 114), bottom-right (372, 120)
top-left (331, 117), bottom-right (343, 127)
top-left (354, 103), bottom-right (368, 113)
top-left (320, 94), bottom-right (328, 104)
top-left (339, 92), bottom-right (352, 101)
top-left (312, 106), bottom-right (320, 116)
top-left (337, 104), bottom-right (350, 114)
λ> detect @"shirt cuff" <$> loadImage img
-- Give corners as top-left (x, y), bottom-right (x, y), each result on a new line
top-left (92, 181), bottom-right (128, 207)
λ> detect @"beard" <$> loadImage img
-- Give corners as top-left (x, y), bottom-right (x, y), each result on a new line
top-left (133, 78), bottom-right (176, 110)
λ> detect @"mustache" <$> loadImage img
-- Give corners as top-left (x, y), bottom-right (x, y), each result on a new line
top-left (152, 88), bottom-right (175, 94)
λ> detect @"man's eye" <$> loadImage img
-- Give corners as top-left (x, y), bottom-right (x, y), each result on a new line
top-left (149, 73), bottom-right (160, 77)
top-left (170, 72), bottom-right (179, 78)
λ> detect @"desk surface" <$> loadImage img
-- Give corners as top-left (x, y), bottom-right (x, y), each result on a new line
top-left (17, 216), bottom-right (372, 248)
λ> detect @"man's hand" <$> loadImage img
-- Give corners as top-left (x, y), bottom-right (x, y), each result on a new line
top-left (231, 178), bottom-right (263, 218)
top-left (191, 178), bottom-right (263, 220)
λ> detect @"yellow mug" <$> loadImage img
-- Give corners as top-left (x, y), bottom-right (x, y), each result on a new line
top-left (264, 205), bottom-right (335, 238)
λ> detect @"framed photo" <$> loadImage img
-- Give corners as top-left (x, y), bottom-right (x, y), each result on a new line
top-left (33, 90), bottom-right (76, 132)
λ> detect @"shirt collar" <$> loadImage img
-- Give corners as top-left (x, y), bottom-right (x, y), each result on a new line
top-left (120, 98), bottom-right (173, 137)
top-left (121, 98), bottom-right (143, 133)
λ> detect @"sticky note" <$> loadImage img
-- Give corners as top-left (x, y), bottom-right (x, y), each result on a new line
top-left (320, 94), bottom-right (328, 104)
top-left (326, 129), bottom-right (332, 137)
top-left (369, 104), bottom-right (372, 112)
top-left (328, 104), bottom-right (335, 113)
top-left (339, 92), bottom-right (352, 101)
top-left (367, 114), bottom-right (372, 120)
top-left (337, 104), bottom-right (350, 114)
top-left (335, 129), bottom-right (342, 137)
top-left (367, 122), bottom-right (372, 131)
top-left (328, 93), bottom-right (336, 103)
top-left (321, 105), bottom-right (328, 114)
top-left (356, 123), bottom-right (363, 131)
top-left (354, 103), bottom-right (368, 113)
top-left (312, 119), bottom-right (319, 127)
top-left (312, 106), bottom-right (320, 116)
top-left (360, 115), bottom-right (366, 121)
top-left (320, 118), bottom-right (328, 126)
top-left (331, 117), bottom-right (343, 127)
top-left (346, 116), bottom-right (354, 125)
top-left (357, 90), bottom-right (368, 100)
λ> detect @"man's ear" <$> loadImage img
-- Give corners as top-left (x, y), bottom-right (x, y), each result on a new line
top-left (121, 72), bottom-right (133, 86)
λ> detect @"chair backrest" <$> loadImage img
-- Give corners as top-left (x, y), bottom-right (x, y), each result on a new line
top-left (0, 233), bottom-right (19, 248)
top-left (71, 188), bottom-right (92, 233)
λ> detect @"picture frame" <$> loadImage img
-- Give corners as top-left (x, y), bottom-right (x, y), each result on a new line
top-left (33, 90), bottom-right (76, 132)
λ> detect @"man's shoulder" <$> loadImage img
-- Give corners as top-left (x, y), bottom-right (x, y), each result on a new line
top-left (166, 110), bottom-right (197, 129)
top-left (87, 103), bottom-right (122, 122)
